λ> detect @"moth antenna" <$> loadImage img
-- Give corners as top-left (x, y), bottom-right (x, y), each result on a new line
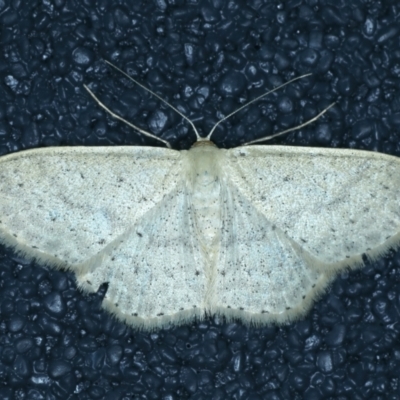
top-left (242, 102), bottom-right (336, 146)
top-left (84, 84), bottom-right (172, 148)
top-left (104, 60), bottom-right (202, 142)
top-left (206, 73), bottom-right (312, 141)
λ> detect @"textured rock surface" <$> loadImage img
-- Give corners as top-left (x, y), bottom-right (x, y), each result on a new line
top-left (1, 0), bottom-right (400, 399)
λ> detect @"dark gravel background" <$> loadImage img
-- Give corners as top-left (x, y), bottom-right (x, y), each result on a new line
top-left (1, 1), bottom-right (400, 399)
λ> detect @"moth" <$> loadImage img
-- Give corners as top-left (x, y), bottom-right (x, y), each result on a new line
top-left (1, 62), bottom-right (399, 330)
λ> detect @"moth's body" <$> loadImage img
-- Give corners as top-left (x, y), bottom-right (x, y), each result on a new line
top-left (187, 142), bottom-right (223, 264)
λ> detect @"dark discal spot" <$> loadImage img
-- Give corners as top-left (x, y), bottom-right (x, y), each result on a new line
top-left (132, 313), bottom-right (138, 317)
top-left (98, 239), bottom-right (106, 245)
top-left (80, 173), bottom-right (85, 179)
top-left (136, 232), bottom-right (143, 237)
top-left (221, 270), bottom-right (226, 277)
top-left (346, 255), bottom-right (350, 258)
top-left (300, 238), bottom-right (307, 243)
top-left (86, 280), bottom-right (92, 285)
top-left (180, 308), bottom-right (184, 311)
top-left (51, 217), bottom-right (56, 221)
top-left (111, 257), bottom-right (115, 261)
top-left (195, 270), bottom-right (200, 276)
top-left (115, 303), bottom-right (118, 307)
top-left (227, 305), bottom-right (231, 308)
top-left (261, 310), bottom-right (269, 314)
top-left (312, 284), bottom-right (316, 288)
top-left (13, 234), bottom-right (17, 237)
top-left (239, 307), bottom-right (244, 311)
top-left (32, 245), bottom-right (38, 249)
top-left (192, 305), bottom-right (197, 308)
top-left (18, 183), bottom-right (23, 187)
top-left (157, 313), bottom-right (164, 316)
top-left (302, 295), bottom-right (306, 299)
top-left (286, 307), bottom-right (291, 310)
